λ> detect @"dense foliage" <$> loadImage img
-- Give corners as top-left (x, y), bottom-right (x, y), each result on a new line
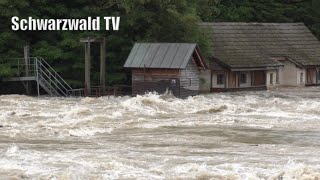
top-left (0, 0), bottom-right (319, 88)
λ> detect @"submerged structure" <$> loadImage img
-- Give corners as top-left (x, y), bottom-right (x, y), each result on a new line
top-left (124, 43), bottom-right (206, 98)
top-left (200, 22), bottom-right (320, 92)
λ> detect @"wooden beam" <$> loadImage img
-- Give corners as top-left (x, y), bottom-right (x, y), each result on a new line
top-left (80, 37), bottom-right (104, 43)
top-left (24, 45), bottom-right (30, 95)
top-left (85, 42), bottom-right (91, 95)
top-left (236, 72), bottom-right (240, 87)
top-left (251, 71), bottom-right (254, 86)
top-left (316, 67), bottom-right (319, 83)
top-left (194, 48), bottom-right (206, 70)
top-left (210, 70), bottom-right (213, 91)
top-left (100, 38), bottom-right (106, 92)
top-left (224, 71), bottom-right (227, 88)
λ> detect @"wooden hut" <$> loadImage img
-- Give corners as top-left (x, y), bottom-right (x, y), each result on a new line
top-left (124, 43), bottom-right (206, 98)
top-left (199, 22), bottom-right (320, 92)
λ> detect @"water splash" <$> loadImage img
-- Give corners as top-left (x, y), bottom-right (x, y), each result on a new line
top-left (1, 88), bottom-right (320, 179)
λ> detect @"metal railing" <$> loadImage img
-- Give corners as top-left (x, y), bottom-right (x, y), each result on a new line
top-left (3, 57), bottom-right (132, 97)
top-left (36, 57), bottom-right (72, 96)
top-left (68, 85), bottom-right (132, 97)
top-left (14, 57), bottom-right (73, 96)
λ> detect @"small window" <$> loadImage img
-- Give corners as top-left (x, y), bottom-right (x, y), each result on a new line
top-left (240, 73), bottom-right (247, 84)
top-left (276, 70), bottom-right (280, 84)
top-left (270, 73), bottom-right (274, 85)
top-left (217, 74), bottom-right (225, 85)
top-left (300, 73), bottom-right (304, 83)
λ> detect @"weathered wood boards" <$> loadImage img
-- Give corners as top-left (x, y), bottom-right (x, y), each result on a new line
top-left (124, 43), bottom-right (206, 98)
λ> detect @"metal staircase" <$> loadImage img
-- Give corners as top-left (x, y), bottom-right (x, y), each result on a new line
top-left (35, 57), bottom-right (72, 96)
top-left (4, 57), bottom-right (73, 97)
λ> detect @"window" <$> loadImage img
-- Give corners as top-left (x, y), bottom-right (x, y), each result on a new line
top-left (300, 73), bottom-right (304, 83)
top-left (276, 70), bottom-right (280, 84)
top-left (270, 73), bottom-right (274, 85)
top-left (240, 73), bottom-right (247, 84)
top-left (217, 74), bottom-right (225, 85)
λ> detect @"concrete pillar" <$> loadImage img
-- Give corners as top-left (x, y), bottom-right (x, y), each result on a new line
top-left (85, 42), bottom-right (91, 95)
top-left (100, 38), bottom-right (106, 93)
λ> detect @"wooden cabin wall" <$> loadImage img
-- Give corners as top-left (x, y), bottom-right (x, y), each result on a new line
top-left (131, 69), bottom-right (181, 96)
top-left (179, 59), bottom-right (200, 98)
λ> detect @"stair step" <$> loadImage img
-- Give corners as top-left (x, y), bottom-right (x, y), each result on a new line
top-left (5, 57), bottom-right (73, 97)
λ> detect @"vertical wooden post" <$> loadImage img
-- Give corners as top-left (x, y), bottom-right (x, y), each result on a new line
top-left (24, 45), bottom-right (30, 95)
top-left (316, 67), bottom-right (319, 84)
top-left (264, 71), bottom-right (267, 86)
top-left (85, 42), bottom-right (91, 95)
top-left (210, 70), bottom-right (213, 92)
top-left (224, 71), bottom-right (227, 89)
top-left (236, 72), bottom-right (240, 87)
top-left (100, 37), bottom-right (106, 93)
top-left (251, 71), bottom-right (254, 86)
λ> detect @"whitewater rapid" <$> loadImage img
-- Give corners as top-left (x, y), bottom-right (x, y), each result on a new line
top-left (1, 88), bottom-right (320, 179)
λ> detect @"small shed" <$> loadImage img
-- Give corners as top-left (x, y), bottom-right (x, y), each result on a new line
top-left (124, 43), bottom-right (206, 98)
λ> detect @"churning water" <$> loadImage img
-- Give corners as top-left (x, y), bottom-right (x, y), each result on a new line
top-left (1, 88), bottom-right (320, 179)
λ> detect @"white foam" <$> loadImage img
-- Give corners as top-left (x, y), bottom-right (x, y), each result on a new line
top-left (1, 89), bottom-right (320, 178)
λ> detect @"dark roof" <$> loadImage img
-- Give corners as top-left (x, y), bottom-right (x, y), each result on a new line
top-left (124, 43), bottom-right (205, 69)
top-left (200, 22), bottom-right (320, 67)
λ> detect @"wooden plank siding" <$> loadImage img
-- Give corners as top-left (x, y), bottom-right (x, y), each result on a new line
top-left (132, 80), bottom-right (180, 96)
top-left (131, 68), bottom-right (180, 97)
top-left (179, 59), bottom-right (200, 98)
top-left (131, 58), bottom-right (202, 98)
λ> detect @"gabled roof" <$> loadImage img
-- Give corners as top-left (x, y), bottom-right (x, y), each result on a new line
top-left (124, 43), bottom-right (206, 69)
top-left (200, 22), bottom-right (320, 68)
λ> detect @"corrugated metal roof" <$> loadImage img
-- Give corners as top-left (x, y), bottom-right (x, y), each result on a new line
top-left (124, 43), bottom-right (197, 69)
top-left (200, 22), bottom-right (320, 67)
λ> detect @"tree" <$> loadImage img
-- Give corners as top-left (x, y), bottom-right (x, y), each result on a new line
top-left (0, 0), bottom-right (212, 86)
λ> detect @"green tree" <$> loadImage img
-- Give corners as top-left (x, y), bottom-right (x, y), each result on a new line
top-left (0, 0), bottom-right (212, 86)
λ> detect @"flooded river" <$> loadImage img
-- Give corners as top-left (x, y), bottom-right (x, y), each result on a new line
top-left (1, 88), bottom-right (320, 179)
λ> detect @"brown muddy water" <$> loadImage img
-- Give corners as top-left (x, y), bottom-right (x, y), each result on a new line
top-left (1, 88), bottom-right (320, 179)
